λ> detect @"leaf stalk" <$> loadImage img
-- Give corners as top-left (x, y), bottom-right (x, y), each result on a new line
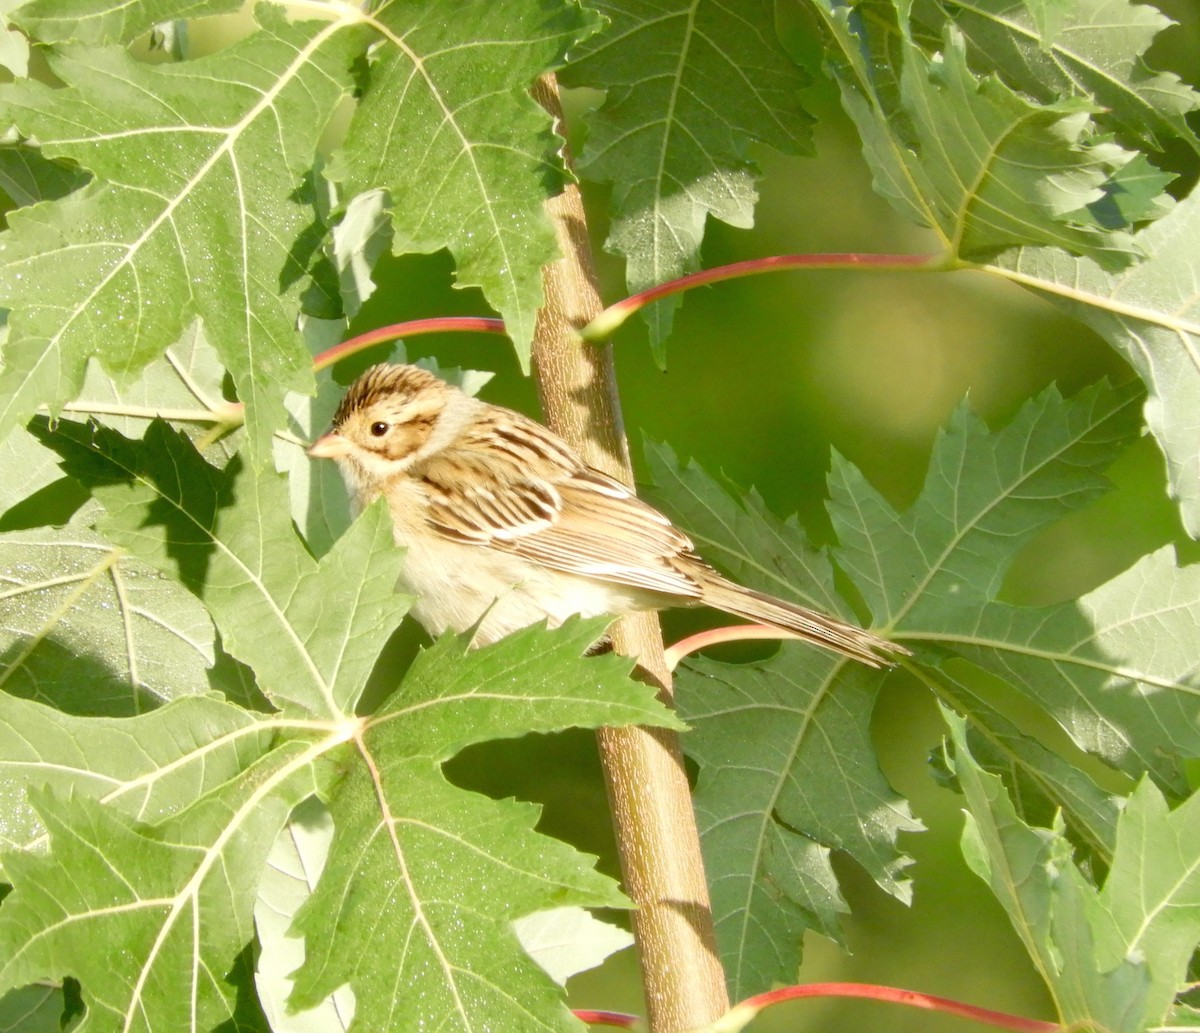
top-left (709, 982), bottom-right (1061, 1033)
top-left (581, 252), bottom-right (949, 340)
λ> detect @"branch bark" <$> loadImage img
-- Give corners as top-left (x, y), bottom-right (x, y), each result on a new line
top-left (531, 73), bottom-right (729, 1033)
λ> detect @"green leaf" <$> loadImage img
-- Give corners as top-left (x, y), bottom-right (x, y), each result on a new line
top-left (0, 985), bottom-right (68, 1033)
top-left (560, 0), bottom-right (813, 352)
top-left (0, 691), bottom-right (323, 1032)
top-left (275, 371), bottom-right (356, 559)
top-left (0, 508), bottom-right (216, 715)
top-left (0, 612), bottom-right (666, 1031)
top-left (681, 652), bottom-right (912, 999)
top-left (513, 907), bottom-right (634, 988)
top-left (0, 425), bottom-right (65, 519)
top-left (1094, 780), bottom-right (1200, 1022)
top-left (289, 620), bottom-right (678, 1032)
top-left (949, 711), bottom-right (1200, 1032)
top-left (931, 665), bottom-right (1122, 862)
top-left (642, 441), bottom-right (850, 622)
top-left (957, 545), bottom-right (1200, 790)
top-left (0, 10), bottom-right (357, 457)
top-left (911, 0), bottom-right (1200, 156)
top-left (643, 442), bottom-right (917, 996)
top-left (68, 321), bottom-right (233, 443)
top-left (0, 145), bottom-right (89, 207)
top-left (0, 747), bottom-right (324, 1033)
top-left (826, 381), bottom-right (1200, 788)
top-left (828, 381), bottom-right (1140, 623)
top-left (11, 0), bottom-right (241, 46)
top-left (645, 381), bottom-right (1197, 994)
top-left (0, 692), bottom-right (273, 859)
top-left (31, 419), bottom-right (410, 717)
top-left (254, 797), bottom-right (355, 1033)
top-left (995, 190), bottom-right (1200, 538)
top-left (329, 0), bottom-right (600, 369)
top-left (0, 5), bottom-right (28, 80)
top-left (814, 3), bottom-right (1163, 265)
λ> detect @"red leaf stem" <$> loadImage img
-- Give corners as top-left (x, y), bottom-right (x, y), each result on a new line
top-left (722, 982), bottom-right (1060, 1033)
top-left (663, 624), bottom-right (801, 671)
top-left (581, 252), bottom-right (946, 340)
top-left (572, 1009), bottom-right (641, 1028)
top-left (310, 317), bottom-right (509, 372)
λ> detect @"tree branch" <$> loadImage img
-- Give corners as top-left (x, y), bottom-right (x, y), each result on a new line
top-left (530, 73), bottom-right (729, 1033)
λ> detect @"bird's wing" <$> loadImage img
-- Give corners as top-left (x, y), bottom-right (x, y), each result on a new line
top-left (416, 417), bottom-right (704, 600)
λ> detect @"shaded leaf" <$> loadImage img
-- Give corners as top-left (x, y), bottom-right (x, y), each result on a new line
top-left (826, 381), bottom-right (1200, 789)
top-left (949, 711), bottom-right (1200, 1032)
top-left (680, 652), bottom-right (910, 999)
top-left (646, 380), bottom-right (1197, 995)
top-left (642, 441), bottom-right (849, 621)
top-left (0, 985), bottom-right (67, 1033)
top-left (68, 321), bottom-right (232, 443)
top-left (31, 419), bottom-right (409, 717)
top-left (644, 442), bottom-right (915, 997)
top-left (561, 0), bottom-right (812, 351)
top-left (0, 508), bottom-right (215, 715)
top-left (912, 0), bottom-right (1200, 156)
top-left (931, 664), bottom-right (1122, 862)
top-left (813, 3), bottom-right (1165, 266)
top-left (0, 145), bottom-right (88, 207)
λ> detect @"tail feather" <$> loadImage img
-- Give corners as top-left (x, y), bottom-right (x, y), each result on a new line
top-left (700, 578), bottom-right (908, 668)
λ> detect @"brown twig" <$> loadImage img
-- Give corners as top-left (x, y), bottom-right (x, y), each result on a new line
top-left (530, 73), bottom-right (729, 1033)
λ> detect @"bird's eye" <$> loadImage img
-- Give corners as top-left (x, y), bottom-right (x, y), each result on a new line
top-left (369, 421), bottom-right (389, 438)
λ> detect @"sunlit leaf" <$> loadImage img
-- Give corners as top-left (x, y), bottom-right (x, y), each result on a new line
top-left (994, 191), bottom-right (1200, 537)
top-left (0, 692), bottom-right (273, 857)
top-left (330, 0), bottom-right (600, 368)
top-left (950, 712), bottom-right (1200, 1032)
top-left (0, 747), bottom-right (324, 1033)
top-left (514, 907), bottom-right (634, 988)
top-left (12, 0), bottom-right (240, 46)
top-left (254, 797), bottom-right (355, 1033)
top-left (0, 9), bottom-right (357, 457)
top-left (289, 620), bottom-right (678, 1032)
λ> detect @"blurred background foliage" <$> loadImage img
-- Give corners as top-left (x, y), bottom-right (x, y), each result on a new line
top-left (335, 1), bottom-right (1200, 1027)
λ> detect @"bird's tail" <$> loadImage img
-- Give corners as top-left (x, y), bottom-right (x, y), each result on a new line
top-left (701, 578), bottom-right (909, 668)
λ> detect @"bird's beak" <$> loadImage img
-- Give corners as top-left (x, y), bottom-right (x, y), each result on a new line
top-left (308, 432), bottom-right (352, 459)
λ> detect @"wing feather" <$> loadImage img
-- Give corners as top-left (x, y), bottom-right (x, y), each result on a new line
top-left (416, 413), bottom-right (703, 600)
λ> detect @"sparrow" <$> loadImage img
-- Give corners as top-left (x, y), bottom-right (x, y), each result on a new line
top-left (308, 363), bottom-right (905, 666)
